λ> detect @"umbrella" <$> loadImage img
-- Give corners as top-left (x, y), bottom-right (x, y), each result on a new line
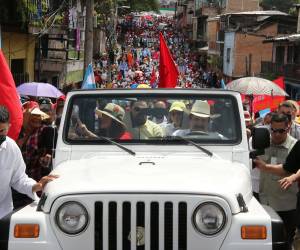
top-left (226, 77), bottom-right (288, 96)
top-left (130, 83), bottom-right (138, 89)
top-left (17, 82), bottom-right (63, 98)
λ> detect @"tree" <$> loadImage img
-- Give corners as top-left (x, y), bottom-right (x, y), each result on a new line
top-left (84, 0), bottom-right (94, 70)
top-left (260, 0), bottom-right (300, 14)
top-left (127, 0), bottom-right (160, 12)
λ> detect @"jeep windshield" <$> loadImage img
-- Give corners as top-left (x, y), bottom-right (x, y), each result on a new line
top-left (64, 93), bottom-right (241, 144)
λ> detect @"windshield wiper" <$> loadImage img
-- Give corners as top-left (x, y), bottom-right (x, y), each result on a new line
top-left (167, 136), bottom-right (213, 157)
top-left (96, 136), bottom-right (136, 156)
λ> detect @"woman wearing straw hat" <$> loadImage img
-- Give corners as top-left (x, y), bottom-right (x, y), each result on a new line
top-left (77, 103), bottom-right (131, 140)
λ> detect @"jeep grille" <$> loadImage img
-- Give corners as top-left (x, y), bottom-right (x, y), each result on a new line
top-left (94, 201), bottom-right (187, 250)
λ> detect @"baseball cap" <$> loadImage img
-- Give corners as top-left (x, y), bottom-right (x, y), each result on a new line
top-left (190, 100), bottom-right (210, 118)
top-left (169, 101), bottom-right (186, 112)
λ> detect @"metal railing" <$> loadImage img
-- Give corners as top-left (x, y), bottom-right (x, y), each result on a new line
top-left (261, 61), bottom-right (300, 80)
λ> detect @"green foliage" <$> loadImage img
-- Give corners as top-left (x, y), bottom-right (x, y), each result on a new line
top-left (0, 0), bottom-right (51, 26)
top-left (128, 0), bottom-right (160, 12)
top-left (260, 0), bottom-right (300, 14)
top-left (95, 0), bottom-right (160, 15)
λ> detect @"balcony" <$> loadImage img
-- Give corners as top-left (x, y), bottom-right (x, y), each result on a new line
top-left (261, 61), bottom-right (300, 80)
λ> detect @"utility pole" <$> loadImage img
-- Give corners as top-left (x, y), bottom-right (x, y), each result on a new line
top-left (106, 1), bottom-right (117, 84)
top-left (84, 0), bottom-right (94, 71)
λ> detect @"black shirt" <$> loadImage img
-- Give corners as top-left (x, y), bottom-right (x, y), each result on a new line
top-left (283, 140), bottom-right (300, 174)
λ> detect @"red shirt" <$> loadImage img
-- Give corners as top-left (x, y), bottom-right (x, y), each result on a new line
top-left (119, 131), bottom-right (132, 140)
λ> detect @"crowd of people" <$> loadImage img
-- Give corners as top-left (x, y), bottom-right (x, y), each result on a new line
top-left (90, 13), bottom-right (225, 89)
top-left (244, 99), bottom-right (300, 250)
top-left (1, 10), bottom-right (300, 250)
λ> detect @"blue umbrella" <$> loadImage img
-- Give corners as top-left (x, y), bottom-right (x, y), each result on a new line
top-left (17, 82), bottom-right (63, 98)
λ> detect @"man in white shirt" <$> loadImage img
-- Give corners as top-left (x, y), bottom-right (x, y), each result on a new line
top-left (173, 100), bottom-right (224, 139)
top-left (0, 105), bottom-right (57, 219)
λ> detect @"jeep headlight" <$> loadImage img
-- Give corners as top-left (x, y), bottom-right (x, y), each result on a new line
top-left (193, 202), bottom-right (226, 235)
top-left (56, 201), bottom-right (89, 235)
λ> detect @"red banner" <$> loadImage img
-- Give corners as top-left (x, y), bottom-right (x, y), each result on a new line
top-left (0, 50), bottom-right (23, 140)
top-left (158, 32), bottom-right (179, 88)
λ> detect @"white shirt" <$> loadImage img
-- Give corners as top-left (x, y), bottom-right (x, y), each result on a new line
top-left (259, 135), bottom-right (298, 211)
top-left (162, 123), bottom-right (177, 136)
top-left (290, 122), bottom-right (300, 140)
top-left (0, 137), bottom-right (36, 219)
top-left (172, 129), bottom-right (226, 139)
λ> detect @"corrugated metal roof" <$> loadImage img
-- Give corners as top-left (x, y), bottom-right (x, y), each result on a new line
top-left (265, 34), bottom-right (300, 42)
top-left (222, 10), bottom-right (288, 16)
top-left (207, 16), bottom-right (220, 22)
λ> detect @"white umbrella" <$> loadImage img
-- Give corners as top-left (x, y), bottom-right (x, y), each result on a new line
top-left (226, 77), bottom-right (288, 96)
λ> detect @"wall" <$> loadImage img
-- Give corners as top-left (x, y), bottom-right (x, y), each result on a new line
top-left (226, 0), bottom-right (260, 12)
top-left (207, 18), bottom-right (220, 55)
top-left (232, 24), bottom-right (277, 77)
top-left (2, 32), bottom-right (36, 83)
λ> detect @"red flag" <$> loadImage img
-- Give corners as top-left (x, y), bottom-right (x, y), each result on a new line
top-left (0, 50), bottom-right (23, 140)
top-left (159, 33), bottom-right (179, 88)
top-left (273, 76), bottom-right (285, 90)
top-left (252, 95), bottom-right (285, 113)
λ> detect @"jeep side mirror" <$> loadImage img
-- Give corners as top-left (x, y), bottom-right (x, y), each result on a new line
top-left (250, 127), bottom-right (270, 159)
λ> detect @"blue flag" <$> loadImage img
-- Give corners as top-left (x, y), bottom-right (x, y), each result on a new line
top-left (82, 63), bottom-right (96, 89)
top-left (220, 79), bottom-right (226, 89)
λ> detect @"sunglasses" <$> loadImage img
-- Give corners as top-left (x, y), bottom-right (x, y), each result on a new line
top-left (133, 107), bottom-right (146, 112)
top-left (271, 128), bottom-right (288, 134)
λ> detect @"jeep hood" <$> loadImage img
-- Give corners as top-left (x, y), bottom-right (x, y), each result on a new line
top-left (43, 155), bottom-right (252, 214)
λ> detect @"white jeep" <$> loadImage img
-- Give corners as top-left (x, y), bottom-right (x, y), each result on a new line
top-left (0, 89), bottom-right (287, 250)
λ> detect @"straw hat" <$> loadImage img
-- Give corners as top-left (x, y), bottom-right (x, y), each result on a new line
top-left (95, 103), bottom-right (125, 126)
top-left (30, 107), bottom-right (50, 120)
top-left (190, 100), bottom-right (210, 118)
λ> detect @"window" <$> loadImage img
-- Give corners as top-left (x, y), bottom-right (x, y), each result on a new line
top-left (275, 46), bottom-right (285, 64)
top-left (226, 48), bottom-right (231, 63)
top-left (287, 46), bottom-right (294, 64)
top-left (294, 45), bottom-right (300, 64)
top-left (64, 94), bottom-right (241, 145)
